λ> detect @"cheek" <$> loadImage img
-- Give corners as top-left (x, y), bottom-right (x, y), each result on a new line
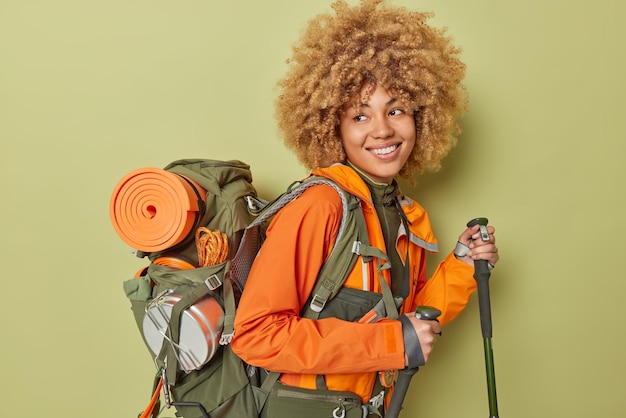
top-left (400, 123), bottom-right (416, 144)
top-left (338, 118), bottom-right (354, 138)
top-left (339, 124), bottom-right (360, 149)
top-left (408, 133), bottom-right (417, 150)
top-left (406, 124), bottom-right (417, 148)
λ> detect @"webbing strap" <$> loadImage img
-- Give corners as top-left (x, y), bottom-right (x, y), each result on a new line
top-left (316, 374), bottom-right (329, 390)
top-left (351, 241), bottom-right (398, 319)
top-left (353, 195), bottom-right (402, 319)
top-left (353, 241), bottom-right (390, 271)
top-left (247, 178), bottom-right (350, 235)
top-left (157, 283), bottom-right (213, 385)
top-left (253, 371), bottom-right (281, 412)
top-left (378, 269), bottom-right (399, 320)
top-left (219, 278), bottom-right (236, 345)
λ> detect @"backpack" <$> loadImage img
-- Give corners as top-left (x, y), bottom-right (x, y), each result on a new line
top-left (113, 159), bottom-right (393, 418)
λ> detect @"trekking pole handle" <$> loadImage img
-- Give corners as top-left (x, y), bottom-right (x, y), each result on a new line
top-left (467, 217), bottom-right (490, 242)
top-left (466, 217), bottom-right (493, 338)
top-left (414, 306), bottom-right (442, 321)
top-left (467, 217), bottom-right (491, 277)
top-left (386, 306), bottom-right (441, 418)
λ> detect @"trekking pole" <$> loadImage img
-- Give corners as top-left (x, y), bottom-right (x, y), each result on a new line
top-left (467, 217), bottom-right (499, 418)
top-left (386, 306), bottom-right (441, 418)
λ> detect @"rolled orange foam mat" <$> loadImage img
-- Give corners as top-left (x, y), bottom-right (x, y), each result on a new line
top-left (110, 167), bottom-right (206, 253)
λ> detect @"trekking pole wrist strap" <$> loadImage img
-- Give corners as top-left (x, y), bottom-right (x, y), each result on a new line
top-left (454, 241), bottom-right (470, 258)
top-left (399, 315), bottom-right (424, 368)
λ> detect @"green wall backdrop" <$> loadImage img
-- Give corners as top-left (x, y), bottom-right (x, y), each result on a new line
top-left (1, 0), bottom-right (624, 417)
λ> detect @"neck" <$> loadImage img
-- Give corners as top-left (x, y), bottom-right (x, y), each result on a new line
top-left (346, 160), bottom-right (390, 186)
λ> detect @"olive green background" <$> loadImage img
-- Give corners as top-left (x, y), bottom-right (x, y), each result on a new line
top-left (1, 0), bottom-right (624, 417)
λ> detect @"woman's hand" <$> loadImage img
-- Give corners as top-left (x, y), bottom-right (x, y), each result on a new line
top-left (402, 315), bottom-right (442, 367)
top-left (454, 224), bottom-right (499, 269)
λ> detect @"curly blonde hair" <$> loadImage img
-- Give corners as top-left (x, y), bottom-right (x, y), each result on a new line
top-left (275, 0), bottom-right (468, 178)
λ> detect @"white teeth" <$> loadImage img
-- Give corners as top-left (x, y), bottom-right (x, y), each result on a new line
top-left (372, 145), bottom-right (398, 155)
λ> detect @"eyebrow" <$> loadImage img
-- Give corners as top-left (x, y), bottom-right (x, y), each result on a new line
top-left (359, 98), bottom-right (398, 108)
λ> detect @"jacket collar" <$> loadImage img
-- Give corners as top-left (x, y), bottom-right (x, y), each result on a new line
top-left (311, 164), bottom-right (438, 251)
top-left (312, 163), bottom-right (372, 202)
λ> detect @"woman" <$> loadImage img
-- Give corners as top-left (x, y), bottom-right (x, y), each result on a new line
top-left (231, 1), bottom-right (499, 416)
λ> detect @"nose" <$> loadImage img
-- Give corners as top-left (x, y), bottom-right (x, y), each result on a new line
top-left (372, 117), bottom-right (393, 139)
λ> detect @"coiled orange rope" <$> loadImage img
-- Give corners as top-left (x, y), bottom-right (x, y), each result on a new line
top-left (195, 227), bottom-right (229, 267)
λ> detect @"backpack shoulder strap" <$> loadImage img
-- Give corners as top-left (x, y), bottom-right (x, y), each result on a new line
top-left (295, 177), bottom-right (367, 320)
top-left (300, 177), bottom-right (400, 320)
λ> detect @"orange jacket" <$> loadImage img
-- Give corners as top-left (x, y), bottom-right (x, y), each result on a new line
top-left (231, 164), bottom-right (476, 403)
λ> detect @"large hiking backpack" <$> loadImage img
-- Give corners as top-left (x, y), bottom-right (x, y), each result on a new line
top-left (112, 159), bottom-right (391, 418)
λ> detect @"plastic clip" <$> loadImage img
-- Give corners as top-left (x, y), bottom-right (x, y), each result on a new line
top-left (309, 294), bottom-right (326, 313)
top-left (220, 333), bottom-right (234, 345)
top-left (205, 274), bottom-right (222, 291)
top-left (369, 390), bottom-right (385, 410)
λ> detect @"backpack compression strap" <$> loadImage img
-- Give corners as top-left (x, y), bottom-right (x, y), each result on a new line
top-left (156, 281), bottom-right (219, 385)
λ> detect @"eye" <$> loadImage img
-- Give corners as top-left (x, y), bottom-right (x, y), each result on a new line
top-left (389, 108), bottom-right (406, 117)
top-left (353, 114), bottom-right (368, 122)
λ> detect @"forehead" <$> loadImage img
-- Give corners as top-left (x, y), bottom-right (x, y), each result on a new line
top-left (343, 83), bottom-right (400, 110)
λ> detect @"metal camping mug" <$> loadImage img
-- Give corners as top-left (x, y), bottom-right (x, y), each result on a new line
top-left (142, 289), bottom-right (225, 372)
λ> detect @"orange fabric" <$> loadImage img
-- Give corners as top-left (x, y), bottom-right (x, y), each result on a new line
top-left (231, 164), bottom-right (476, 403)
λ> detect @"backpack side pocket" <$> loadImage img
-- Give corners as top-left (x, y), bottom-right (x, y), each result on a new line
top-left (123, 273), bottom-right (154, 352)
top-left (170, 345), bottom-right (259, 418)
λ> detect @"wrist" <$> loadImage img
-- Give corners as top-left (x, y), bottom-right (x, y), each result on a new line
top-left (399, 315), bottom-right (424, 368)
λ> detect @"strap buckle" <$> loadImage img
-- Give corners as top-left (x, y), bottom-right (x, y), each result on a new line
top-left (205, 274), bottom-right (222, 290)
top-left (309, 294), bottom-right (326, 313)
top-left (369, 390), bottom-right (385, 410)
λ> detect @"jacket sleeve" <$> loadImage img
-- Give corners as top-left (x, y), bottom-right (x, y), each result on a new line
top-left (231, 185), bottom-right (406, 374)
top-left (413, 252), bottom-right (477, 326)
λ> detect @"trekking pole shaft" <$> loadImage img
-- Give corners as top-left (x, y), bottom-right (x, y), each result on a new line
top-left (385, 367), bottom-right (418, 418)
top-left (483, 337), bottom-right (499, 418)
top-left (474, 259), bottom-right (499, 418)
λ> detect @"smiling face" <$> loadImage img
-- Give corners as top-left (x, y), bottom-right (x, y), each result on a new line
top-left (339, 83), bottom-right (417, 184)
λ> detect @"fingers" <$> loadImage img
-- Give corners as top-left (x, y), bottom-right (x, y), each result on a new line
top-left (458, 225), bottom-right (495, 246)
top-left (468, 226), bottom-right (498, 265)
top-left (470, 225), bottom-right (496, 243)
top-left (458, 224), bottom-right (479, 244)
top-left (407, 317), bottom-right (441, 363)
top-left (456, 225), bottom-right (499, 268)
top-left (469, 242), bottom-right (499, 266)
